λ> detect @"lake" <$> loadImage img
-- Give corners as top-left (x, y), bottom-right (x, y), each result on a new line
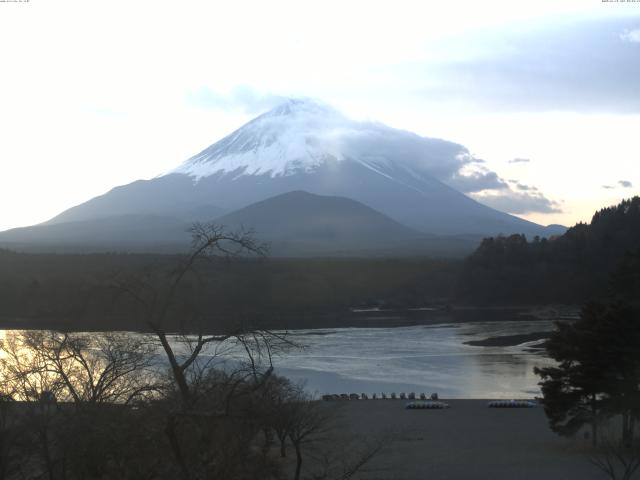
top-left (208, 319), bottom-right (556, 399)
top-left (0, 319), bottom-right (556, 399)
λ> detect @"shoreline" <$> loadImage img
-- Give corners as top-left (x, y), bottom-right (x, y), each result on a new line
top-left (0, 304), bottom-right (578, 334)
top-left (464, 331), bottom-right (553, 347)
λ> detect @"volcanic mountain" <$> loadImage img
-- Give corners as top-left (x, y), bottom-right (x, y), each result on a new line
top-left (0, 98), bottom-right (563, 254)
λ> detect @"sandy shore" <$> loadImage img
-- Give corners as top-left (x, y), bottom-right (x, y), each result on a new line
top-left (316, 399), bottom-right (600, 480)
top-left (463, 331), bottom-right (552, 347)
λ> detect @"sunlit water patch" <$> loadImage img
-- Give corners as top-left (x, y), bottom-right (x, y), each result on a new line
top-left (0, 320), bottom-right (555, 399)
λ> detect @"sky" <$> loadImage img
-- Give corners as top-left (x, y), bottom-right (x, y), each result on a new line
top-left (0, 0), bottom-right (639, 231)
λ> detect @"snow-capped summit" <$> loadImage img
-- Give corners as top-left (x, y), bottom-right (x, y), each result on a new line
top-left (170, 98), bottom-right (465, 187)
top-left (172, 97), bottom-right (351, 179)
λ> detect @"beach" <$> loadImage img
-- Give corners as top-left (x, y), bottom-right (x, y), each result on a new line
top-left (313, 399), bottom-right (600, 480)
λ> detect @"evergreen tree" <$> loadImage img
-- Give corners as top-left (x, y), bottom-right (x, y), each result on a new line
top-left (536, 302), bottom-right (640, 446)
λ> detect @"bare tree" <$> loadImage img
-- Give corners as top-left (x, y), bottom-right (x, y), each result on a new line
top-left (0, 330), bottom-right (165, 480)
top-left (0, 223), bottom-right (386, 480)
top-left (0, 333), bottom-right (62, 480)
top-left (112, 223), bottom-right (309, 480)
top-left (114, 222), bottom-right (272, 405)
top-left (262, 375), bottom-right (300, 458)
top-left (0, 395), bottom-right (20, 480)
top-left (0, 331), bottom-right (66, 403)
top-left (589, 428), bottom-right (640, 480)
top-left (287, 396), bottom-right (333, 480)
top-left (1, 330), bottom-right (160, 405)
top-left (276, 388), bottom-right (388, 480)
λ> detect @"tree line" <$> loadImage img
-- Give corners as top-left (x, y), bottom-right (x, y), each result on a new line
top-left (458, 196), bottom-right (640, 305)
top-left (531, 199), bottom-right (640, 479)
top-left (0, 249), bottom-right (459, 332)
top-left (1, 197), bottom-right (639, 332)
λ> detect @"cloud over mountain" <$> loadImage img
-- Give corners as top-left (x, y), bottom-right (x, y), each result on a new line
top-left (447, 170), bottom-right (508, 193)
top-left (188, 86), bottom-right (285, 114)
top-left (32, 98), bottom-right (557, 239)
top-left (471, 189), bottom-right (562, 215)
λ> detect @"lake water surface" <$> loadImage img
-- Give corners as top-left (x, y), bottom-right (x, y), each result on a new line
top-left (0, 319), bottom-right (556, 399)
top-left (270, 320), bottom-right (555, 399)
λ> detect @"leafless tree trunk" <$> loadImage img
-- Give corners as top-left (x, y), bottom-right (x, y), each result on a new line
top-left (287, 398), bottom-right (331, 480)
top-left (113, 223), bottom-right (308, 479)
top-left (589, 429), bottom-right (640, 480)
top-left (114, 222), bottom-right (269, 406)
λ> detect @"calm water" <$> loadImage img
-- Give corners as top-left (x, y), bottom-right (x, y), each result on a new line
top-left (0, 320), bottom-right (555, 399)
top-left (271, 321), bottom-right (555, 399)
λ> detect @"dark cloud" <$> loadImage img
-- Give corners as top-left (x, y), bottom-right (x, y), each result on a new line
top-left (450, 169), bottom-right (559, 214)
top-left (189, 86), bottom-right (285, 113)
top-left (416, 17), bottom-right (640, 113)
top-left (471, 190), bottom-right (562, 215)
top-left (601, 181), bottom-right (633, 189)
top-left (354, 130), bottom-right (551, 211)
top-left (447, 170), bottom-right (508, 193)
top-left (509, 158), bottom-right (530, 164)
top-left (515, 183), bottom-right (538, 192)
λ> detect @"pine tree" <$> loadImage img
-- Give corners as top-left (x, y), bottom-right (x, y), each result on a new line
top-left (535, 302), bottom-right (640, 446)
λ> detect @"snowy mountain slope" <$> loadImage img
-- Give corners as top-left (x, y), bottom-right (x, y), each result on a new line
top-left (42, 98), bottom-right (551, 238)
top-left (171, 98), bottom-right (468, 188)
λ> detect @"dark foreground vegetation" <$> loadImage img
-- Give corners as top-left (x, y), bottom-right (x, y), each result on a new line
top-left (0, 225), bottom-right (384, 480)
top-left (531, 202), bottom-right (640, 479)
top-left (0, 329), bottom-right (384, 480)
top-left (535, 302), bottom-right (640, 480)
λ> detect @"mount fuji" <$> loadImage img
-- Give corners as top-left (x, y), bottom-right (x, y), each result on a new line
top-left (0, 98), bottom-right (562, 255)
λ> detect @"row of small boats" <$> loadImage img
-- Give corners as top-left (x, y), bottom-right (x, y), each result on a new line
top-left (321, 394), bottom-right (537, 409)
top-left (322, 392), bottom-right (439, 401)
top-left (405, 400), bottom-right (537, 409)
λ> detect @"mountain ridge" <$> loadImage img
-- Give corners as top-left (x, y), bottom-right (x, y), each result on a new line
top-left (5, 98), bottom-right (565, 253)
top-left (0, 191), bottom-right (483, 257)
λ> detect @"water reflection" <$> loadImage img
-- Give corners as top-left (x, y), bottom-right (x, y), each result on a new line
top-left (1, 321), bottom-right (555, 399)
top-left (272, 321), bottom-right (555, 398)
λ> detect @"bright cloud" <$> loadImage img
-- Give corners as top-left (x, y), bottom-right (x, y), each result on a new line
top-left (620, 28), bottom-right (640, 42)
